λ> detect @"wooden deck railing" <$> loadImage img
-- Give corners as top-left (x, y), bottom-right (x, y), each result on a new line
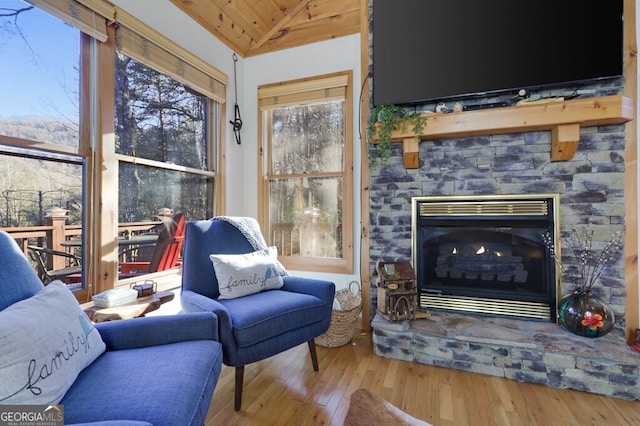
top-left (1, 212), bottom-right (160, 273)
top-left (3, 216), bottom-right (342, 278)
top-left (271, 222), bottom-right (342, 257)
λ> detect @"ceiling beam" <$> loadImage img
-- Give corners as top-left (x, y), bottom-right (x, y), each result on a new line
top-left (250, 0), bottom-right (312, 52)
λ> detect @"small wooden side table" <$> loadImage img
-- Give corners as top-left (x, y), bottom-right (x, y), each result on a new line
top-left (82, 290), bottom-right (175, 322)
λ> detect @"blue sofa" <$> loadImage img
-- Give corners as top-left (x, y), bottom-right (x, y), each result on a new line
top-left (0, 230), bottom-right (222, 426)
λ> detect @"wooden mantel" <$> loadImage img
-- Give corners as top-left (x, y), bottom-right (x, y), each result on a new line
top-left (371, 95), bottom-right (635, 168)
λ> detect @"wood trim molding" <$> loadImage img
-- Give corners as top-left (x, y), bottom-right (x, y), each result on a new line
top-left (623, 0), bottom-right (638, 344)
top-left (359, 0), bottom-right (371, 328)
top-left (371, 95), bottom-right (635, 168)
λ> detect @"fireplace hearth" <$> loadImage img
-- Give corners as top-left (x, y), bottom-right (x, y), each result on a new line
top-left (412, 194), bottom-right (560, 321)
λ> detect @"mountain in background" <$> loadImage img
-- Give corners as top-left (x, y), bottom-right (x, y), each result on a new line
top-left (0, 116), bottom-right (82, 227)
top-left (0, 116), bottom-right (78, 147)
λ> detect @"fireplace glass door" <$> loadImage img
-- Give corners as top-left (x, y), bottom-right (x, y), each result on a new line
top-left (412, 195), bottom-right (560, 321)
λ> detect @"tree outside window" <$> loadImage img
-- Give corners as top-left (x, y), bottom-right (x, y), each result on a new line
top-left (114, 53), bottom-right (214, 224)
top-left (259, 72), bottom-right (353, 274)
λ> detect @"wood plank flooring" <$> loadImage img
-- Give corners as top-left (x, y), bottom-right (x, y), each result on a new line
top-left (205, 329), bottom-right (640, 425)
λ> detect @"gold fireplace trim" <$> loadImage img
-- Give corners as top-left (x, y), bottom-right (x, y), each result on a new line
top-left (420, 294), bottom-right (552, 320)
top-left (418, 200), bottom-right (549, 217)
top-left (414, 193), bottom-right (559, 217)
top-left (411, 193), bottom-right (562, 322)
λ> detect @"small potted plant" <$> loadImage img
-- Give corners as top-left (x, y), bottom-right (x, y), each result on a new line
top-left (366, 104), bottom-right (426, 168)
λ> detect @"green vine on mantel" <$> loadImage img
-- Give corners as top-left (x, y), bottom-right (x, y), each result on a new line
top-left (366, 104), bottom-right (427, 168)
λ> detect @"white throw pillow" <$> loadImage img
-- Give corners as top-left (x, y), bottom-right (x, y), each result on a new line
top-left (0, 281), bottom-right (106, 404)
top-left (210, 246), bottom-right (284, 299)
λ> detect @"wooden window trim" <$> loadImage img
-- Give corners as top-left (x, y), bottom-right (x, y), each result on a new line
top-left (2, 1), bottom-right (226, 297)
top-left (113, 9), bottom-right (227, 103)
top-left (258, 71), bottom-right (354, 274)
top-left (26, 0), bottom-right (108, 41)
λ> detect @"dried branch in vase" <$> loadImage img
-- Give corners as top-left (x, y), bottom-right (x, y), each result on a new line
top-left (542, 220), bottom-right (623, 293)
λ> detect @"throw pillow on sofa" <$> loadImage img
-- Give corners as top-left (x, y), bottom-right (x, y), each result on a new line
top-left (0, 281), bottom-right (106, 404)
top-left (210, 246), bottom-right (284, 299)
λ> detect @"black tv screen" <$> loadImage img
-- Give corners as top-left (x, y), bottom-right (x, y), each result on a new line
top-left (372, 0), bottom-right (624, 106)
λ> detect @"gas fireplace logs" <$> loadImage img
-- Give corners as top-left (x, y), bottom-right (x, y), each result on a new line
top-left (435, 242), bottom-right (528, 283)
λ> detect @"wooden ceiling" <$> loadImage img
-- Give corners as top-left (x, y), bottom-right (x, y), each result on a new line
top-left (169, 0), bottom-right (361, 57)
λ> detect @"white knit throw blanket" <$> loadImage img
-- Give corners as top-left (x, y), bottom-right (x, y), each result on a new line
top-left (212, 216), bottom-right (289, 276)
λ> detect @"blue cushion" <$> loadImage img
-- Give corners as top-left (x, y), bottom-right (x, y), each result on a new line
top-left (61, 340), bottom-right (222, 426)
top-left (68, 422), bottom-right (152, 426)
top-left (0, 231), bottom-right (45, 310)
top-left (219, 289), bottom-right (326, 348)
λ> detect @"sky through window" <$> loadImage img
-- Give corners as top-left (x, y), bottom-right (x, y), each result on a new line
top-left (0, 0), bottom-right (78, 120)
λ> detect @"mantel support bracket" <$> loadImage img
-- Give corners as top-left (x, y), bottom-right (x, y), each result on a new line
top-left (551, 123), bottom-right (581, 161)
top-left (403, 138), bottom-right (419, 169)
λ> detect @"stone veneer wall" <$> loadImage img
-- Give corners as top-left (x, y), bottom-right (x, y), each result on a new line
top-left (372, 312), bottom-right (640, 400)
top-left (369, 123), bottom-right (628, 323)
top-left (366, 1), bottom-right (629, 325)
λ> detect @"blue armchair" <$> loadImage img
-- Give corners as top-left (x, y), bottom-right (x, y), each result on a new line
top-left (0, 230), bottom-right (222, 426)
top-left (181, 217), bottom-right (335, 411)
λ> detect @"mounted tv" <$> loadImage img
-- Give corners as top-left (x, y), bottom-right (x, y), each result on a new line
top-left (372, 0), bottom-right (624, 107)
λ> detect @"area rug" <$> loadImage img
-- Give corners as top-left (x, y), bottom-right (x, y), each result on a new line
top-left (343, 388), bottom-right (432, 426)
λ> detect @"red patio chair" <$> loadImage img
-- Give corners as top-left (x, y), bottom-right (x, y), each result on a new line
top-left (119, 212), bottom-right (185, 277)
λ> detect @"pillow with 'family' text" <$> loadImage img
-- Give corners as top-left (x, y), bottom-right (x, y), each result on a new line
top-left (0, 281), bottom-right (106, 404)
top-left (210, 246), bottom-right (284, 299)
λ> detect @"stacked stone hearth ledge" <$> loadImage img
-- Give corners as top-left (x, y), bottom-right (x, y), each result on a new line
top-left (372, 312), bottom-right (640, 400)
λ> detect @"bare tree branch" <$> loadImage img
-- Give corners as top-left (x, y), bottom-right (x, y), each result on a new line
top-left (0, 6), bottom-right (37, 60)
top-left (0, 6), bottom-right (34, 18)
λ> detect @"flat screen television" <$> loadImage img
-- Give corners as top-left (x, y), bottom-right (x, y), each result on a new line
top-left (372, 0), bottom-right (624, 107)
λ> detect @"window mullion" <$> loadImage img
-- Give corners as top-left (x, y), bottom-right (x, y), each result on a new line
top-left (266, 171), bottom-right (343, 180)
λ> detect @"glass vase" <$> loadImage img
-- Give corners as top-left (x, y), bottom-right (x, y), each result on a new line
top-left (557, 290), bottom-right (615, 338)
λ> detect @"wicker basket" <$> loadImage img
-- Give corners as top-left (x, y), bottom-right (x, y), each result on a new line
top-left (316, 281), bottom-right (362, 348)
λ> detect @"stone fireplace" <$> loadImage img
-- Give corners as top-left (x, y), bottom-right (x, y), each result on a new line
top-left (368, 121), bottom-right (629, 321)
top-left (412, 194), bottom-right (560, 322)
top-left (368, 114), bottom-right (640, 400)
top-left (366, 0), bottom-right (639, 402)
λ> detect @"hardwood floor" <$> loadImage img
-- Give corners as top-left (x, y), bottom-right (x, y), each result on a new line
top-left (204, 329), bottom-right (640, 425)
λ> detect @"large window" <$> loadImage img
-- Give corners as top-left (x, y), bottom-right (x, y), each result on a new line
top-left (115, 53), bottom-right (215, 224)
top-left (0, 0), bottom-right (225, 295)
top-left (258, 72), bottom-right (353, 273)
top-left (113, 22), bottom-right (219, 281)
top-left (0, 1), bottom-right (87, 294)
